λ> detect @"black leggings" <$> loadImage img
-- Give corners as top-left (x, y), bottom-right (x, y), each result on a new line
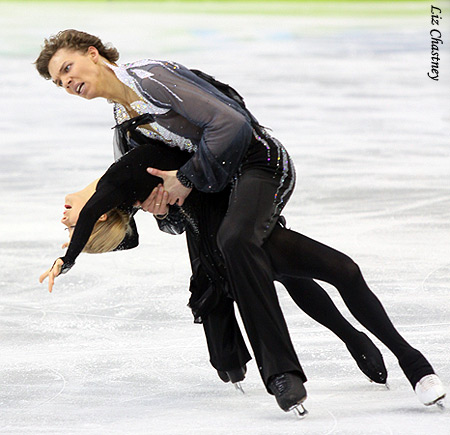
top-left (204, 224), bottom-right (434, 388)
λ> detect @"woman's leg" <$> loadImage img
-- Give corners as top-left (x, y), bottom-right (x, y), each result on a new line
top-left (275, 274), bottom-right (387, 383)
top-left (265, 225), bottom-right (434, 388)
top-left (202, 296), bottom-right (252, 374)
top-left (185, 229), bottom-right (251, 381)
top-left (276, 275), bottom-right (362, 344)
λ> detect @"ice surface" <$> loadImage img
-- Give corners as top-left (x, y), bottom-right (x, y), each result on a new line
top-left (0, 2), bottom-right (449, 434)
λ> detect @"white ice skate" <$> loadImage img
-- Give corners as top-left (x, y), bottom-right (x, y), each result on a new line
top-left (414, 374), bottom-right (446, 409)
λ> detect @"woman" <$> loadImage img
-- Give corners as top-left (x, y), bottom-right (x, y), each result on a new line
top-left (39, 129), bottom-right (391, 410)
top-left (40, 122), bottom-right (444, 413)
top-left (36, 30), bottom-right (445, 410)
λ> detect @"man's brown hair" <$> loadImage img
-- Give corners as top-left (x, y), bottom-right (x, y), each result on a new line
top-left (35, 29), bottom-right (120, 80)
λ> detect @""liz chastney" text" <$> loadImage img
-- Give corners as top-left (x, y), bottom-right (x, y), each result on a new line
top-left (428, 5), bottom-right (443, 81)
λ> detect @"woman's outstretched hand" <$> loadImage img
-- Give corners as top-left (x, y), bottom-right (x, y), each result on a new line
top-left (39, 258), bottom-right (64, 293)
top-left (135, 184), bottom-right (169, 215)
top-left (147, 168), bottom-right (192, 206)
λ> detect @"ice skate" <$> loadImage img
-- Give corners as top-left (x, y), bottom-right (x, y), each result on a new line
top-left (346, 332), bottom-right (387, 385)
top-left (415, 374), bottom-right (446, 408)
top-left (217, 365), bottom-right (247, 393)
top-left (268, 372), bottom-right (307, 417)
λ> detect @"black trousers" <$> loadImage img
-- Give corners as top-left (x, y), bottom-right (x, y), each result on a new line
top-left (205, 224), bottom-right (435, 388)
top-left (216, 136), bottom-right (305, 387)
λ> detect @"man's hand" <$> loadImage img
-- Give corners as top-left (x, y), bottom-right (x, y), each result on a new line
top-left (39, 258), bottom-right (64, 293)
top-left (136, 184), bottom-right (169, 215)
top-left (147, 168), bottom-right (192, 206)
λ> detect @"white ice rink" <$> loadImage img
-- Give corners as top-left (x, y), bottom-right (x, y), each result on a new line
top-left (0, 1), bottom-right (449, 433)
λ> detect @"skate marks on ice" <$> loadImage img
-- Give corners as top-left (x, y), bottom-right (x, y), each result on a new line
top-left (0, 364), bottom-right (67, 433)
top-left (0, 302), bottom-right (213, 432)
top-left (295, 380), bottom-right (448, 435)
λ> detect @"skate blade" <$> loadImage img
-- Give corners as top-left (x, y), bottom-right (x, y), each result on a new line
top-left (436, 399), bottom-right (445, 411)
top-left (423, 393), bottom-right (446, 408)
top-left (233, 382), bottom-right (245, 394)
top-left (428, 393), bottom-right (446, 410)
top-left (365, 374), bottom-right (389, 388)
top-left (290, 403), bottom-right (308, 419)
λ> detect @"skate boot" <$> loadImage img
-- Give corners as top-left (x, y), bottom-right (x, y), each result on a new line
top-left (217, 365), bottom-right (246, 393)
top-left (399, 349), bottom-right (435, 388)
top-left (346, 332), bottom-right (387, 384)
top-left (217, 365), bottom-right (246, 383)
top-left (415, 374), bottom-right (446, 408)
top-left (268, 372), bottom-right (307, 417)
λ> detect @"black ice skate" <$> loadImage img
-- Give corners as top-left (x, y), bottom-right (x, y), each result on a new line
top-left (268, 372), bottom-right (308, 417)
top-left (217, 365), bottom-right (247, 393)
top-left (346, 332), bottom-right (388, 385)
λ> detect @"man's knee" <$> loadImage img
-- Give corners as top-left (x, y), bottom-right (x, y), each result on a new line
top-left (217, 224), bottom-right (254, 256)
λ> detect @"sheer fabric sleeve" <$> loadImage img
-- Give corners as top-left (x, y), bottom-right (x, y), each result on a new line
top-left (60, 182), bottom-right (129, 271)
top-left (136, 66), bottom-right (253, 192)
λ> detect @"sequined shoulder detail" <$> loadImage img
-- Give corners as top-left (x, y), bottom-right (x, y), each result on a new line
top-left (109, 60), bottom-right (196, 153)
top-left (113, 102), bottom-right (197, 153)
top-left (106, 61), bottom-right (169, 115)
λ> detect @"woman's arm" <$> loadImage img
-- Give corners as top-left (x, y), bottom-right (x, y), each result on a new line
top-left (39, 181), bottom-right (129, 292)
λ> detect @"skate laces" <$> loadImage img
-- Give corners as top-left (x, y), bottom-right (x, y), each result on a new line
top-left (271, 374), bottom-right (288, 394)
top-left (415, 374), bottom-right (446, 406)
top-left (416, 374), bottom-right (443, 391)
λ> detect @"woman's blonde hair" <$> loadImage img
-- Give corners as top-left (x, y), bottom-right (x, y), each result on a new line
top-left (83, 208), bottom-right (131, 254)
top-left (35, 29), bottom-right (120, 80)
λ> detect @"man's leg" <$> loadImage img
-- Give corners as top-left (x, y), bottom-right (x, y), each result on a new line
top-left (217, 169), bottom-right (305, 388)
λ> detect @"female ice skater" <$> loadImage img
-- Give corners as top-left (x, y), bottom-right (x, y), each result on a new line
top-left (36, 29), bottom-right (445, 411)
top-left (38, 128), bottom-right (390, 412)
top-left (40, 120), bottom-right (443, 412)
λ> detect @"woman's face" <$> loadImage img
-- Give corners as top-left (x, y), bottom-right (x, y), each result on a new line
top-left (61, 192), bottom-right (86, 238)
top-left (48, 47), bottom-right (102, 100)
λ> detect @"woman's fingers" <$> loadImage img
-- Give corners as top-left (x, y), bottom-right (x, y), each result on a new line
top-left (39, 269), bottom-right (50, 283)
top-left (154, 187), bottom-right (169, 215)
top-left (48, 270), bottom-right (57, 293)
top-left (139, 185), bottom-right (160, 212)
top-left (39, 259), bottom-right (63, 293)
top-left (139, 184), bottom-right (169, 215)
